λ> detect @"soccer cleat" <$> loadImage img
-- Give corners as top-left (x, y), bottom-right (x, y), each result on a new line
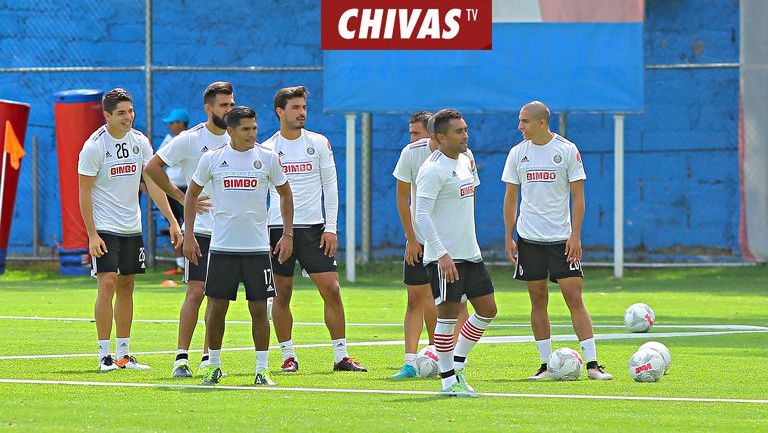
top-left (441, 381), bottom-right (477, 398)
top-left (116, 355), bottom-right (151, 370)
top-left (280, 357), bottom-right (299, 373)
top-left (172, 361), bottom-right (193, 378)
top-left (391, 364), bottom-right (418, 380)
top-left (99, 355), bottom-right (119, 372)
top-left (198, 360), bottom-right (228, 377)
top-left (201, 365), bottom-right (222, 385)
top-left (163, 267), bottom-right (184, 276)
top-left (333, 357), bottom-right (368, 372)
top-left (455, 368), bottom-right (475, 393)
top-left (587, 364), bottom-right (614, 380)
top-left (529, 363), bottom-right (550, 380)
top-left (254, 370), bottom-right (277, 386)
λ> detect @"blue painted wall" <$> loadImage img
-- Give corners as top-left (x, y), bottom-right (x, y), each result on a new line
top-left (0, 0), bottom-right (740, 261)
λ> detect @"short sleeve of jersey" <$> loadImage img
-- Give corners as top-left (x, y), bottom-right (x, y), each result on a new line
top-left (466, 149), bottom-right (481, 187)
top-left (191, 152), bottom-right (213, 187)
top-left (567, 144), bottom-right (587, 182)
top-left (269, 152), bottom-right (288, 187)
top-left (156, 133), bottom-right (188, 167)
top-left (392, 146), bottom-right (413, 183)
top-left (415, 165), bottom-right (443, 200)
top-left (318, 136), bottom-right (335, 170)
top-left (77, 141), bottom-right (102, 176)
top-left (141, 136), bottom-right (153, 167)
top-left (501, 146), bottom-right (520, 184)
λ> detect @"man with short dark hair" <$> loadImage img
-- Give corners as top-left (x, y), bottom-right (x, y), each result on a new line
top-left (415, 109), bottom-right (497, 396)
top-left (78, 88), bottom-right (181, 372)
top-left (502, 100), bottom-right (613, 381)
top-left (263, 86), bottom-right (366, 373)
top-left (145, 81), bottom-right (235, 378)
top-left (185, 106), bottom-right (294, 386)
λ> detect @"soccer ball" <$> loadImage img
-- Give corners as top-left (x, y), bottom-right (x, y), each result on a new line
top-left (415, 345), bottom-right (439, 378)
top-left (639, 341), bottom-right (671, 374)
top-left (624, 303), bottom-right (656, 333)
top-left (547, 348), bottom-right (584, 381)
top-left (629, 349), bottom-right (665, 382)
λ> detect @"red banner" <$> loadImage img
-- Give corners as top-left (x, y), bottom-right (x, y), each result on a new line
top-left (321, 0), bottom-right (492, 50)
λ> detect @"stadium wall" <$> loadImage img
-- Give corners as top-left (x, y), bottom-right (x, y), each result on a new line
top-left (0, 0), bottom-right (740, 261)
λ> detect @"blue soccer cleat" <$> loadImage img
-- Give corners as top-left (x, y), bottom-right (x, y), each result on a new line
top-left (391, 364), bottom-right (418, 379)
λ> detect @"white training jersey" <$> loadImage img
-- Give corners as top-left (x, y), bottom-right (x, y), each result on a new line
top-left (156, 123), bottom-right (229, 236)
top-left (392, 138), bottom-right (480, 243)
top-left (501, 133), bottom-right (586, 243)
top-left (262, 129), bottom-right (337, 231)
top-left (416, 151), bottom-right (482, 264)
top-left (77, 126), bottom-right (153, 235)
top-left (191, 143), bottom-right (287, 253)
top-left (158, 134), bottom-right (186, 186)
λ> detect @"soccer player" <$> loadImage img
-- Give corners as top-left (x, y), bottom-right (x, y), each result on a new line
top-left (158, 108), bottom-right (189, 276)
top-left (390, 111), bottom-right (474, 379)
top-left (144, 82), bottom-right (235, 377)
top-left (184, 106), bottom-right (294, 386)
top-left (501, 101), bottom-right (613, 381)
top-left (414, 109), bottom-right (497, 397)
top-left (262, 86), bottom-right (366, 373)
top-left (78, 88), bottom-right (182, 372)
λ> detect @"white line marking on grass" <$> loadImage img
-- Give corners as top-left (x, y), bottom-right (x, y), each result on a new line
top-left (0, 378), bottom-right (766, 404)
top-left (1, 330), bottom-right (765, 361)
top-left (0, 316), bottom-right (765, 331)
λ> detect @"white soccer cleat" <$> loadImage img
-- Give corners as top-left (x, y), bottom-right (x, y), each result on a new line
top-left (529, 364), bottom-right (550, 380)
top-left (99, 355), bottom-right (119, 372)
top-left (116, 355), bottom-right (152, 370)
top-left (587, 365), bottom-right (614, 380)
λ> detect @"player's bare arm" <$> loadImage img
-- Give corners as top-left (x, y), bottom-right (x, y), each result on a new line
top-left (503, 182), bottom-right (520, 265)
top-left (273, 182), bottom-right (294, 264)
top-left (396, 180), bottom-right (422, 266)
top-left (183, 181), bottom-right (204, 264)
top-left (143, 171), bottom-right (182, 249)
top-left (566, 179), bottom-right (585, 264)
top-left (78, 174), bottom-right (107, 257)
top-left (145, 154), bottom-right (210, 214)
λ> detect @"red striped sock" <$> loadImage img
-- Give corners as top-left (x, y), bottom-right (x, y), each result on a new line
top-left (454, 313), bottom-right (493, 369)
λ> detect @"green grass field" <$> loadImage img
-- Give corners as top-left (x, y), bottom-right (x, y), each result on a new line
top-left (1, 263), bottom-right (766, 432)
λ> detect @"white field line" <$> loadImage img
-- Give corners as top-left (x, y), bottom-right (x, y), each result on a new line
top-left (0, 316), bottom-right (765, 331)
top-left (1, 330), bottom-right (765, 361)
top-left (0, 378), bottom-right (766, 404)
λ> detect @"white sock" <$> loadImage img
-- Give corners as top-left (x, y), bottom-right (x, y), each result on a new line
top-left (175, 257), bottom-right (185, 267)
top-left (454, 313), bottom-right (493, 370)
top-left (116, 337), bottom-right (130, 359)
top-left (536, 338), bottom-right (552, 363)
top-left (98, 339), bottom-right (110, 360)
top-left (256, 350), bottom-right (269, 373)
top-left (331, 338), bottom-right (348, 363)
top-left (435, 318), bottom-right (457, 388)
top-left (279, 339), bottom-right (296, 362)
top-left (174, 349), bottom-right (189, 367)
top-left (209, 349), bottom-right (222, 367)
top-left (405, 353), bottom-right (417, 367)
top-left (580, 337), bottom-right (597, 363)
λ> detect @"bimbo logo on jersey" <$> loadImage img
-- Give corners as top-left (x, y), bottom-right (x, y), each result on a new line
top-left (526, 170), bottom-right (557, 182)
top-left (109, 163), bottom-right (138, 177)
top-left (321, 0), bottom-right (491, 50)
top-left (283, 162), bottom-right (313, 174)
top-left (223, 177), bottom-right (258, 190)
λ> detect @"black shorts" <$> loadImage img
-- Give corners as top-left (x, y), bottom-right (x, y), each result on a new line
top-left (403, 246), bottom-right (429, 285)
top-left (205, 252), bottom-right (275, 301)
top-left (426, 260), bottom-right (494, 305)
top-left (269, 224), bottom-right (337, 277)
top-left (514, 237), bottom-right (584, 283)
top-left (167, 185), bottom-right (187, 226)
top-left (183, 234), bottom-right (210, 283)
top-left (91, 232), bottom-right (146, 276)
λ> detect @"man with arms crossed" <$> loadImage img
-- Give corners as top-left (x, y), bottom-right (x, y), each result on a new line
top-left (263, 86), bottom-right (366, 372)
top-left (390, 111), bottom-right (474, 379)
top-left (184, 106), bottom-right (294, 386)
top-left (502, 101), bottom-right (613, 380)
top-left (415, 109), bottom-right (497, 396)
top-left (78, 88), bottom-right (182, 372)
top-left (145, 81), bottom-right (235, 377)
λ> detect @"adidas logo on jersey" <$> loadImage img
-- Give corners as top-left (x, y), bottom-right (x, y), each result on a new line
top-left (201, 146), bottom-right (209, 153)
top-left (521, 156), bottom-right (529, 163)
top-left (105, 151), bottom-right (112, 157)
top-left (219, 160), bottom-right (229, 168)
top-left (452, 170), bottom-right (457, 177)
top-left (278, 151), bottom-right (286, 157)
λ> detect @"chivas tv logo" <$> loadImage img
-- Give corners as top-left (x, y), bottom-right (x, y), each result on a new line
top-left (321, 0), bottom-right (492, 50)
